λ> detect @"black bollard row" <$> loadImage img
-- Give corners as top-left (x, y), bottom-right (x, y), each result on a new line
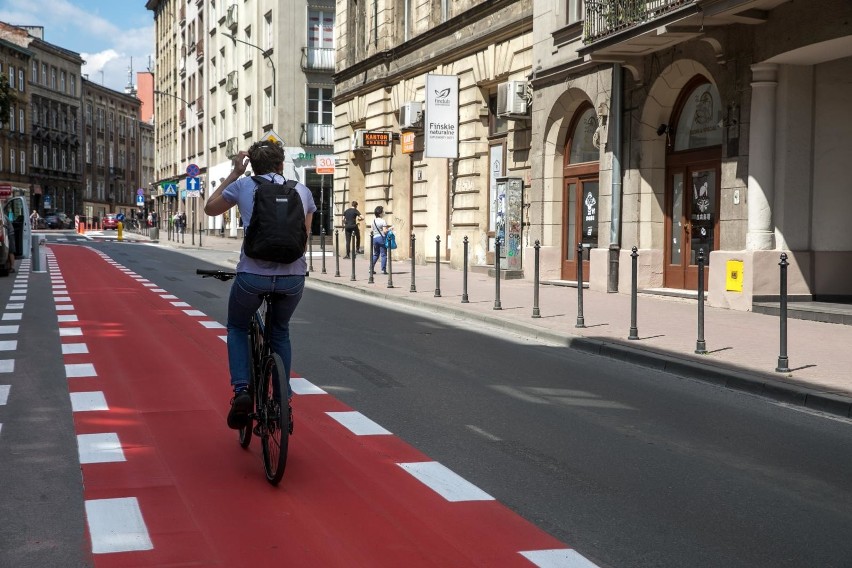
top-left (462, 236), bottom-right (470, 303)
top-left (334, 229), bottom-right (340, 277)
top-left (695, 248), bottom-right (707, 354)
top-left (576, 244), bottom-right (585, 328)
top-left (532, 240), bottom-right (541, 318)
top-left (494, 238), bottom-right (503, 310)
top-left (628, 246), bottom-right (639, 340)
top-left (410, 233), bottom-right (417, 293)
top-left (320, 227), bottom-right (327, 275)
top-left (350, 231), bottom-right (357, 281)
top-left (387, 234), bottom-right (394, 289)
top-left (368, 230), bottom-right (375, 284)
top-left (434, 235), bottom-right (442, 297)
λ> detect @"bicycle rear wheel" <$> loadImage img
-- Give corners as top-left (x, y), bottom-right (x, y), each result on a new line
top-left (259, 353), bottom-right (289, 485)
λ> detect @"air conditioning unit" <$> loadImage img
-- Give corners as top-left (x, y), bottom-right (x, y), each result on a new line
top-left (225, 4), bottom-right (238, 29)
top-left (225, 71), bottom-right (238, 94)
top-left (352, 129), bottom-right (369, 152)
top-left (497, 80), bottom-right (530, 119)
top-left (399, 101), bottom-right (423, 131)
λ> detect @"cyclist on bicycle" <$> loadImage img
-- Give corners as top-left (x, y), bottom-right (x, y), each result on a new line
top-left (204, 141), bottom-right (316, 428)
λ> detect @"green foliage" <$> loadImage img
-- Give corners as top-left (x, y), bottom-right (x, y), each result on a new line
top-left (0, 74), bottom-right (13, 127)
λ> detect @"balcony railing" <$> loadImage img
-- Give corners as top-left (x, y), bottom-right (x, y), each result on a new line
top-left (583, 0), bottom-right (690, 44)
top-left (301, 47), bottom-right (335, 72)
top-left (304, 123), bottom-right (334, 147)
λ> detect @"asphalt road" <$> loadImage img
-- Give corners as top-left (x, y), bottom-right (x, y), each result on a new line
top-left (3, 239), bottom-right (852, 567)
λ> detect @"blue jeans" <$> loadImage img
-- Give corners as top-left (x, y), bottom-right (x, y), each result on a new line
top-left (372, 236), bottom-right (387, 272)
top-left (226, 273), bottom-right (305, 399)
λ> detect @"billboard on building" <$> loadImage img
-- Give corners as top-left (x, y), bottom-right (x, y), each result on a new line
top-left (425, 74), bottom-right (459, 159)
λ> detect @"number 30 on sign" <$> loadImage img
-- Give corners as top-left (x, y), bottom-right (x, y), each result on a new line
top-left (316, 155), bottom-right (335, 175)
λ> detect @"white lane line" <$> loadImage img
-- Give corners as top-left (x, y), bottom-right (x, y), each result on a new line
top-left (151, 288), bottom-right (166, 293)
top-left (397, 461), bottom-right (495, 502)
top-left (0, 341), bottom-right (18, 351)
top-left (6, 303), bottom-right (24, 310)
top-left (200, 321), bottom-right (225, 329)
top-left (327, 411), bottom-right (392, 436)
top-left (182, 310), bottom-right (205, 317)
top-left (160, 294), bottom-right (178, 299)
top-left (59, 328), bottom-right (83, 336)
top-left (142, 283), bottom-right (156, 287)
top-left (77, 433), bottom-right (126, 464)
top-left (2, 314), bottom-right (22, 321)
top-left (0, 325), bottom-right (20, 335)
top-left (171, 301), bottom-right (190, 307)
top-left (70, 391), bottom-right (109, 412)
top-left (290, 377), bottom-right (327, 395)
top-left (85, 497), bottom-right (153, 554)
top-left (466, 424), bottom-right (502, 442)
top-left (0, 384), bottom-right (9, 405)
top-left (520, 549), bottom-right (600, 568)
top-left (56, 304), bottom-right (75, 311)
top-left (0, 360), bottom-right (13, 373)
top-left (58, 314), bottom-right (79, 322)
top-left (62, 343), bottom-right (89, 355)
top-left (66, 363), bottom-right (97, 378)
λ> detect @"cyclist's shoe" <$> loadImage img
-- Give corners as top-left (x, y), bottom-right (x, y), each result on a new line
top-left (227, 389), bottom-right (252, 429)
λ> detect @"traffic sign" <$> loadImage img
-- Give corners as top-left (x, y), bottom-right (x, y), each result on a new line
top-left (261, 129), bottom-right (284, 145)
top-left (162, 182), bottom-right (178, 197)
top-left (137, 188), bottom-right (144, 196)
top-left (186, 177), bottom-right (201, 191)
top-left (186, 163), bottom-right (200, 177)
top-left (316, 155), bottom-right (335, 175)
top-left (136, 195), bottom-right (145, 206)
top-left (116, 213), bottom-right (126, 222)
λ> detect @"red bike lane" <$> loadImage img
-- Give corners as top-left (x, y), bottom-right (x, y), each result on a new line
top-left (50, 244), bottom-right (590, 568)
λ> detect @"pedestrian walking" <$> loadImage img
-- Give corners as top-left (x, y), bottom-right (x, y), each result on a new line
top-left (342, 201), bottom-right (363, 258)
top-left (371, 206), bottom-right (391, 275)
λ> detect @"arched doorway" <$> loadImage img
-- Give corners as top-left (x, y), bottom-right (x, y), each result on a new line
top-left (562, 103), bottom-right (599, 281)
top-left (664, 77), bottom-right (723, 290)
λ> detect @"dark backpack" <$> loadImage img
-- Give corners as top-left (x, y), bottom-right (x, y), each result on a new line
top-left (243, 176), bottom-right (307, 264)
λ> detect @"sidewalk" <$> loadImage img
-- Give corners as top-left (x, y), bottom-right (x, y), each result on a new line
top-left (145, 231), bottom-right (852, 418)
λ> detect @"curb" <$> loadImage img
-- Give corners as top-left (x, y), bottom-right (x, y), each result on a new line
top-left (307, 276), bottom-right (852, 420)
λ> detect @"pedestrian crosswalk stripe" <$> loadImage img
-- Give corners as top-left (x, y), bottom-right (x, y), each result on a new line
top-left (183, 309), bottom-right (206, 317)
top-left (0, 360), bottom-right (13, 373)
top-left (85, 497), bottom-right (153, 553)
top-left (70, 391), bottom-right (108, 412)
top-left (0, 325), bottom-right (19, 334)
top-left (77, 433), bottom-right (126, 464)
top-left (0, 385), bottom-right (9, 405)
top-left (0, 340), bottom-right (18, 351)
top-left (5, 303), bottom-right (24, 310)
top-left (58, 314), bottom-right (79, 322)
top-left (66, 363), bottom-right (97, 378)
top-left (1, 313), bottom-right (22, 321)
top-left (59, 327), bottom-right (83, 336)
top-left (520, 548), bottom-right (600, 567)
top-left (62, 343), bottom-right (89, 354)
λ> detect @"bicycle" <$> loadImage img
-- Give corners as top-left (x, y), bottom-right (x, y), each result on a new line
top-left (197, 268), bottom-right (291, 485)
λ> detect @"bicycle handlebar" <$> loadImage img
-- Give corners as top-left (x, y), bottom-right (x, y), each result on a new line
top-left (196, 269), bottom-right (237, 281)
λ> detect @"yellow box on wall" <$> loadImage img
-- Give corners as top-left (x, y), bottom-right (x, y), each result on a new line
top-left (726, 260), bottom-right (744, 292)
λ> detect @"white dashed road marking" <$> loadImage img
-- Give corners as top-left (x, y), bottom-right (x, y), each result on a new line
top-left (327, 411), bottom-right (392, 436)
top-left (85, 497), bottom-right (153, 554)
top-left (397, 461), bottom-right (495, 502)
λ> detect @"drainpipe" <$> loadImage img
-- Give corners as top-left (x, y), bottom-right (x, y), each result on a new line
top-left (608, 63), bottom-right (624, 293)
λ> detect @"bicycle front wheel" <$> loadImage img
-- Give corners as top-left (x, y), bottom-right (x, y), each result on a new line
top-left (259, 353), bottom-right (289, 485)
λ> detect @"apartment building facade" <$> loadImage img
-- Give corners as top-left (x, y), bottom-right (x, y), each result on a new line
top-left (146, 0), bottom-right (336, 236)
top-left (0, 25), bottom-right (32, 206)
top-left (80, 79), bottom-right (142, 221)
top-left (335, 0), bottom-right (852, 309)
top-left (25, 28), bottom-right (84, 218)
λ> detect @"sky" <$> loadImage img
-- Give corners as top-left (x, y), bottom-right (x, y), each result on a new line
top-left (0, 0), bottom-right (154, 93)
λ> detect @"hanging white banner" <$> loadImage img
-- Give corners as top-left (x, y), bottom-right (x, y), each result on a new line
top-left (425, 74), bottom-right (459, 159)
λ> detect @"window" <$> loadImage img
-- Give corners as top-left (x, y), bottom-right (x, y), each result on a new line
top-left (50, 67), bottom-right (56, 89)
top-left (569, 105), bottom-right (599, 163)
top-left (307, 87), bottom-right (333, 125)
top-left (86, 179), bottom-right (92, 199)
top-left (19, 109), bottom-right (24, 133)
top-left (9, 107), bottom-right (14, 131)
top-left (264, 12), bottom-right (273, 50)
top-left (673, 81), bottom-right (723, 151)
top-left (263, 87), bottom-right (272, 125)
top-left (33, 144), bottom-right (38, 166)
top-left (20, 151), bottom-right (24, 174)
top-left (52, 148), bottom-right (57, 169)
top-left (71, 151), bottom-right (77, 173)
top-left (18, 69), bottom-right (24, 91)
top-left (41, 63), bottom-right (47, 85)
top-left (488, 95), bottom-right (508, 136)
top-left (32, 104), bottom-right (38, 126)
top-left (70, 74), bottom-right (76, 96)
top-left (32, 60), bottom-right (37, 82)
top-left (62, 150), bottom-right (67, 171)
top-left (60, 70), bottom-right (66, 93)
top-left (10, 148), bottom-right (15, 173)
top-left (244, 96), bottom-right (252, 130)
top-left (8, 66), bottom-right (15, 90)
top-left (42, 146), bottom-right (47, 168)
top-left (568, 0), bottom-right (584, 24)
top-left (86, 104), bottom-right (92, 126)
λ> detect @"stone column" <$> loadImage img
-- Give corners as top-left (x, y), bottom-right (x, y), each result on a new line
top-left (746, 63), bottom-right (778, 250)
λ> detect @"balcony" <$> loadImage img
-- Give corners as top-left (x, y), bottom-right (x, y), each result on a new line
top-left (304, 123), bottom-right (334, 147)
top-left (584, 0), bottom-right (691, 44)
top-left (225, 71), bottom-right (238, 95)
top-left (301, 47), bottom-right (335, 72)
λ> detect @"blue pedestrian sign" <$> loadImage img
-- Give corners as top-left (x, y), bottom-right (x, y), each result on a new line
top-left (162, 182), bottom-right (178, 197)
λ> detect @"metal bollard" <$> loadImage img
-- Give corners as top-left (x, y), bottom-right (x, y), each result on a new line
top-left (368, 230), bottom-right (375, 284)
top-left (308, 234), bottom-right (314, 273)
top-left (198, 221), bottom-right (202, 248)
top-left (628, 246), bottom-right (639, 340)
top-left (350, 232), bottom-right (357, 281)
top-left (695, 248), bottom-right (707, 354)
top-left (462, 236), bottom-right (470, 303)
top-left (387, 236), bottom-right (394, 289)
top-left (494, 238), bottom-right (502, 310)
top-left (532, 240), bottom-right (541, 318)
top-left (576, 244), bottom-right (585, 328)
top-left (320, 228), bottom-right (327, 274)
top-left (410, 233), bottom-right (417, 292)
top-left (434, 235), bottom-right (441, 297)
top-left (334, 229), bottom-right (340, 277)
top-left (776, 253), bottom-right (791, 372)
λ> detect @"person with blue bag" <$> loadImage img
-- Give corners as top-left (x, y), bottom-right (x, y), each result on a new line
top-left (371, 205), bottom-right (392, 274)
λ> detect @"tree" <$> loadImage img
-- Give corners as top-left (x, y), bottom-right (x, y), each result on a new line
top-left (0, 74), bottom-right (13, 127)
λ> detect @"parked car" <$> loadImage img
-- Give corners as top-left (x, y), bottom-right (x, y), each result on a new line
top-left (45, 212), bottom-right (72, 229)
top-left (102, 214), bottom-right (119, 230)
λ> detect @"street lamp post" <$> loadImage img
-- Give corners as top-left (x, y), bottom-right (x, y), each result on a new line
top-left (225, 33), bottom-right (276, 105)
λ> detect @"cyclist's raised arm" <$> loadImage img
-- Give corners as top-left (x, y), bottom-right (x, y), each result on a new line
top-left (205, 151), bottom-right (247, 216)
